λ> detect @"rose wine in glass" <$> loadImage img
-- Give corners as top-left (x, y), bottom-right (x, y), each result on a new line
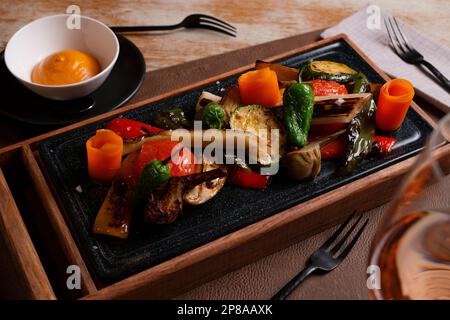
top-left (369, 114), bottom-right (450, 300)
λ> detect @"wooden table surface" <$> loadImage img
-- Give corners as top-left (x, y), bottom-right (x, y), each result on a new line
top-left (1, 0), bottom-right (449, 71)
top-left (1, 0), bottom-right (449, 300)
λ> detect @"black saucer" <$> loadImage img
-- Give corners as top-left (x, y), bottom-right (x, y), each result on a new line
top-left (0, 35), bottom-right (145, 126)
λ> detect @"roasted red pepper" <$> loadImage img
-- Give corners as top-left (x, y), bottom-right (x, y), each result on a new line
top-left (228, 167), bottom-right (270, 190)
top-left (311, 79), bottom-right (348, 96)
top-left (320, 136), bottom-right (348, 160)
top-left (372, 136), bottom-right (397, 155)
top-left (105, 118), bottom-right (163, 140)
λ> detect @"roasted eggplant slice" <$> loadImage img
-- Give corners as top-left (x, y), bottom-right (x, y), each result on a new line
top-left (144, 168), bottom-right (227, 224)
top-left (183, 163), bottom-right (227, 205)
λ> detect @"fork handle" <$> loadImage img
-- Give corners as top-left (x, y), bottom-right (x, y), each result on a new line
top-left (271, 265), bottom-right (317, 300)
top-left (420, 60), bottom-right (450, 93)
top-left (110, 24), bottom-right (182, 33)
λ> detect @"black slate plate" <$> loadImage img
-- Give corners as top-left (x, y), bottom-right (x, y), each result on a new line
top-left (37, 39), bottom-right (433, 282)
top-left (0, 35), bottom-right (145, 126)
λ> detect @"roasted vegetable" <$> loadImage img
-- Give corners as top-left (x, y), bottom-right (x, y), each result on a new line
top-left (340, 97), bottom-right (377, 174)
top-left (311, 79), bottom-right (348, 96)
top-left (135, 129), bottom-right (271, 165)
top-left (284, 130), bottom-right (346, 180)
top-left (150, 108), bottom-right (190, 130)
top-left (134, 159), bottom-right (172, 206)
top-left (86, 129), bottom-right (123, 182)
top-left (93, 152), bottom-right (138, 239)
top-left (144, 168), bottom-right (227, 224)
top-left (230, 104), bottom-right (286, 159)
top-left (183, 163), bottom-right (227, 205)
top-left (228, 166), bottom-right (270, 190)
top-left (134, 140), bottom-right (197, 178)
top-left (195, 91), bottom-right (222, 114)
top-left (371, 136), bottom-right (397, 155)
top-left (283, 83), bottom-right (315, 148)
top-left (283, 144), bottom-right (321, 181)
top-left (221, 85), bottom-right (241, 120)
top-left (303, 61), bottom-right (357, 83)
top-left (105, 118), bottom-right (163, 141)
top-left (238, 68), bottom-right (281, 108)
top-left (351, 72), bottom-right (370, 93)
top-left (376, 79), bottom-right (414, 131)
top-left (311, 93), bottom-right (371, 129)
top-left (255, 60), bottom-right (298, 82)
top-left (202, 102), bottom-right (225, 129)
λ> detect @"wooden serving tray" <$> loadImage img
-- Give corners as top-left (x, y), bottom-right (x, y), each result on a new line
top-left (0, 34), bottom-right (440, 299)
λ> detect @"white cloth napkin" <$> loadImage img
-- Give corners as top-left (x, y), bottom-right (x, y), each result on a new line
top-left (321, 5), bottom-right (450, 112)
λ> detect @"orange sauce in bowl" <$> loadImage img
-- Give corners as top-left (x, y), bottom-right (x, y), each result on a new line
top-left (31, 49), bottom-right (101, 86)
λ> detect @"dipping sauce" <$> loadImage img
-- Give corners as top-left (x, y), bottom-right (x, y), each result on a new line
top-left (31, 49), bottom-right (101, 86)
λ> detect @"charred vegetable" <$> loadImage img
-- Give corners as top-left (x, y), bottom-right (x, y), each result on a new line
top-left (283, 129), bottom-right (346, 180)
top-left (230, 104), bottom-right (286, 159)
top-left (340, 97), bottom-right (377, 174)
top-left (312, 93), bottom-right (371, 127)
top-left (150, 108), bottom-right (190, 130)
top-left (195, 91), bottom-right (222, 114)
top-left (283, 144), bottom-right (321, 181)
top-left (303, 61), bottom-right (357, 83)
top-left (93, 152), bottom-right (139, 239)
top-left (202, 102), bottom-right (225, 129)
top-left (283, 83), bottom-right (315, 148)
top-left (255, 60), bottom-right (298, 82)
top-left (221, 85), bottom-right (241, 120)
top-left (183, 163), bottom-right (227, 205)
top-left (134, 159), bottom-right (171, 206)
top-left (351, 72), bottom-right (371, 93)
top-left (144, 168), bottom-right (227, 224)
top-left (105, 118), bottom-right (163, 141)
top-left (228, 166), bottom-right (271, 190)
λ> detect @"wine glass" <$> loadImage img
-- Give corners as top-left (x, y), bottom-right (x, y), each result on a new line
top-left (368, 113), bottom-right (450, 300)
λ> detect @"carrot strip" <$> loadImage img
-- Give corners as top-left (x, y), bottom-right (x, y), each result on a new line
top-left (375, 79), bottom-right (414, 131)
top-left (238, 68), bottom-right (281, 108)
top-left (86, 129), bottom-right (123, 181)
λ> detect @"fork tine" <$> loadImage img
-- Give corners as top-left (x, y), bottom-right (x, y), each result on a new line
top-left (199, 17), bottom-right (236, 33)
top-left (197, 22), bottom-right (236, 37)
top-left (320, 211), bottom-right (356, 250)
top-left (337, 219), bottom-right (370, 261)
top-left (387, 16), bottom-right (409, 55)
top-left (330, 214), bottom-right (363, 255)
top-left (196, 14), bottom-right (237, 30)
top-left (392, 17), bottom-right (414, 52)
top-left (384, 17), bottom-right (404, 56)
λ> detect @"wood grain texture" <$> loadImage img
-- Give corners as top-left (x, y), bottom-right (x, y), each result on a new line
top-left (21, 146), bottom-right (97, 296)
top-left (1, 0), bottom-right (449, 71)
top-left (0, 166), bottom-right (55, 300)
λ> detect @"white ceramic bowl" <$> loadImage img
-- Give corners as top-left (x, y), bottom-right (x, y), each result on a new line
top-left (4, 14), bottom-right (119, 101)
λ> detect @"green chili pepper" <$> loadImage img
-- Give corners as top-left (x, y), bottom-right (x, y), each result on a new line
top-left (283, 83), bottom-right (315, 148)
top-left (150, 108), bottom-right (190, 130)
top-left (339, 97), bottom-right (377, 174)
top-left (352, 72), bottom-right (370, 93)
top-left (134, 160), bottom-right (171, 206)
top-left (202, 102), bottom-right (225, 129)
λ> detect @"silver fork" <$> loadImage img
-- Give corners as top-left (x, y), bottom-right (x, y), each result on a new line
top-left (385, 16), bottom-right (450, 93)
top-left (271, 211), bottom-right (369, 300)
top-left (110, 14), bottom-right (237, 37)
